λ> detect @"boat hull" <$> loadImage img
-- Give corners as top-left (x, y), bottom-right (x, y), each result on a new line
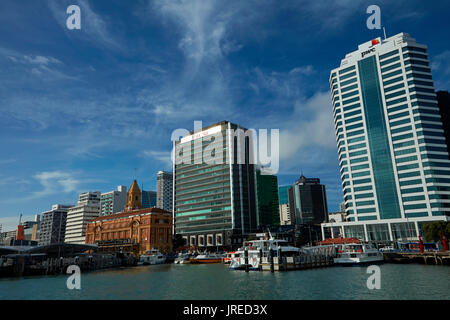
top-left (190, 259), bottom-right (222, 264)
top-left (334, 255), bottom-right (384, 266)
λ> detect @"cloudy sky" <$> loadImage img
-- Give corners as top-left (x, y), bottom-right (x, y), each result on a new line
top-left (1, 0), bottom-right (450, 230)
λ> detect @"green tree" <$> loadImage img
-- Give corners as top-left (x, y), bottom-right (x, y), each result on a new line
top-left (422, 221), bottom-right (449, 242)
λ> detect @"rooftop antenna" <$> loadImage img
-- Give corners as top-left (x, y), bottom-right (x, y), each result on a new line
top-left (134, 168), bottom-right (137, 181)
top-left (383, 26), bottom-right (387, 40)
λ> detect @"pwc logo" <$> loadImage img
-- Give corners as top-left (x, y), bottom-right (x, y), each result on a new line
top-left (361, 39), bottom-right (380, 58)
top-left (361, 47), bottom-right (376, 58)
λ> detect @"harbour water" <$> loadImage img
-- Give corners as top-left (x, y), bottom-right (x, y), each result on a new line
top-left (0, 263), bottom-right (448, 300)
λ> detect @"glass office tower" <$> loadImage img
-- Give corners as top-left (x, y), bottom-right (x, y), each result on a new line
top-left (173, 121), bottom-right (258, 249)
top-left (322, 33), bottom-right (450, 242)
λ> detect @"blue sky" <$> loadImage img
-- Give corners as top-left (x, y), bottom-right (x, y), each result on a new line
top-left (1, 0), bottom-right (450, 230)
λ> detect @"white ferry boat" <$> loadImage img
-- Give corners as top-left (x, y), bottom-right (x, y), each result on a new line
top-left (334, 243), bottom-right (384, 265)
top-left (190, 253), bottom-right (223, 264)
top-left (138, 249), bottom-right (166, 265)
top-left (174, 253), bottom-right (191, 264)
top-left (229, 234), bottom-right (305, 271)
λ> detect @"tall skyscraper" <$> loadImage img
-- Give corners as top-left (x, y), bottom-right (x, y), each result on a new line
top-left (278, 185), bottom-right (292, 225)
top-left (255, 169), bottom-right (280, 228)
top-left (100, 185), bottom-right (127, 216)
top-left (142, 190), bottom-right (157, 208)
top-left (322, 33), bottom-right (450, 242)
top-left (156, 171), bottom-right (173, 212)
top-left (65, 192), bottom-right (101, 244)
top-left (288, 175), bottom-right (328, 225)
top-left (39, 204), bottom-right (73, 245)
top-left (173, 121), bottom-right (258, 249)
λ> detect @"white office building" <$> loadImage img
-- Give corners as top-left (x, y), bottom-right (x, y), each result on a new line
top-left (100, 185), bottom-right (127, 216)
top-left (322, 33), bottom-right (450, 242)
top-left (65, 191), bottom-right (101, 244)
top-left (279, 203), bottom-right (291, 225)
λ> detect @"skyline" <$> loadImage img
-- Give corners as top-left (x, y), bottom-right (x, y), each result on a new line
top-left (1, 0), bottom-right (450, 230)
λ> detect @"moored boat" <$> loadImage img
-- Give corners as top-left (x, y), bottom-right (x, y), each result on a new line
top-left (229, 233), bottom-right (306, 271)
top-left (174, 253), bottom-right (191, 264)
top-left (333, 242), bottom-right (384, 266)
top-left (138, 249), bottom-right (166, 265)
top-left (189, 253), bottom-right (223, 264)
top-left (222, 252), bottom-right (237, 264)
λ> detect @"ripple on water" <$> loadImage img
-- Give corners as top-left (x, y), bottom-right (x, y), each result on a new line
top-left (0, 264), bottom-right (448, 300)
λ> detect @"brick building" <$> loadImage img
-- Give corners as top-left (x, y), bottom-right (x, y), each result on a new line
top-left (85, 180), bottom-right (173, 254)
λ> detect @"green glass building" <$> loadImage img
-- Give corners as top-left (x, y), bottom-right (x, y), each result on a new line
top-left (173, 121), bottom-right (258, 249)
top-left (255, 169), bottom-right (280, 228)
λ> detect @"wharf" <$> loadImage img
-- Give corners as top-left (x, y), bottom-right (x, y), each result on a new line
top-left (0, 253), bottom-right (137, 278)
top-left (383, 251), bottom-right (450, 265)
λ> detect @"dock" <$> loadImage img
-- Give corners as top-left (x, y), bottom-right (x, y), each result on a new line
top-left (383, 251), bottom-right (450, 266)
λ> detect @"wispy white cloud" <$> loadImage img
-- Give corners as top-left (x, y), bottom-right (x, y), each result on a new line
top-left (142, 150), bottom-right (173, 169)
top-left (431, 50), bottom-right (450, 89)
top-left (31, 171), bottom-right (80, 199)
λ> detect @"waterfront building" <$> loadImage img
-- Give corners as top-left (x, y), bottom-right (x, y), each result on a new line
top-left (278, 185), bottom-right (293, 225)
top-left (278, 185), bottom-right (290, 205)
top-left (323, 33), bottom-right (450, 242)
top-left (279, 204), bottom-right (291, 225)
top-left (100, 186), bottom-right (127, 216)
top-left (0, 230), bottom-right (17, 245)
top-left (65, 192), bottom-right (101, 244)
top-left (142, 190), bottom-right (157, 208)
top-left (39, 205), bottom-right (73, 245)
top-left (437, 91), bottom-right (450, 160)
top-left (85, 180), bottom-right (173, 254)
top-left (156, 171), bottom-right (173, 212)
top-left (173, 121), bottom-right (258, 249)
top-left (288, 175), bottom-right (329, 225)
top-left (22, 215), bottom-right (40, 242)
top-left (255, 169), bottom-right (280, 228)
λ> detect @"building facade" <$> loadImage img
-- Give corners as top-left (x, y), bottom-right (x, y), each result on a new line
top-left (173, 121), bottom-right (258, 249)
top-left (142, 190), bottom-right (157, 208)
top-left (85, 180), bottom-right (172, 254)
top-left (322, 33), bottom-right (450, 242)
top-left (156, 171), bottom-right (173, 212)
top-left (278, 185), bottom-right (293, 225)
top-left (39, 205), bottom-right (73, 245)
top-left (289, 175), bottom-right (329, 226)
top-left (279, 203), bottom-right (291, 225)
top-left (255, 169), bottom-right (280, 228)
top-left (100, 186), bottom-right (127, 216)
top-left (65, 192), bottom-right (101, 244)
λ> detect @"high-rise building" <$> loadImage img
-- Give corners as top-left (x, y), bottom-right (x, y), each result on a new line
top-left (288, 175), bottom-right (328, 226)
top-left (279, 204), bottom-right (291, 226)
top-left (255, 169), bottom-right (280, 228)
top-left (437, 91), bottom-right (450, 160)
top-left (278, 185), bottom-right (290, 205)
top-left (322, 33), bottom-right (450, 242)
top-left (65, 192), bottom-right (101, 244)
top-left (156, 171), bottom-right (173, 212)
top-left (173, 121), bottom-right (258, 249)
top-left (39, 205), bottom-right (73, 245)
top-left (278, 184), bottom-right (293, 225)
top-left (142, 190), bottom-right (157, 208)
top-left (100, 186), bottom-right (127, 216)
